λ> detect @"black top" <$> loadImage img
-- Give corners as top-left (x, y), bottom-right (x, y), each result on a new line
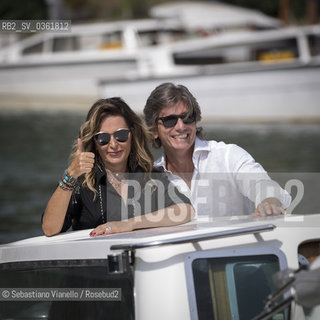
top-left (60, 167), bottom-right (191, 232)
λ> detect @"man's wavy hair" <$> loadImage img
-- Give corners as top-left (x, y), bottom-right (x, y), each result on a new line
top-left (70, 97), bottom-right (154, 196)
top-left (143, 82), bottom-right (202, 148)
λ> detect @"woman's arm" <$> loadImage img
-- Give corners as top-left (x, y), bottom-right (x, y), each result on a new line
top-left (89, 203), bottom-right (194, 236)
top-left (42, 187), bottom-right (74, 236)
top-left (42, 139), bottom-right (95, 236)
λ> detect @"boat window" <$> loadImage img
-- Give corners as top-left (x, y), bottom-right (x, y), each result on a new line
top-left (137, 29), bottom-right (188, 46)
top-left (185, 249), bottom-right (288, 320)
top-left (173, 37), bottom-right (298, 66)
top-left (79, 34), bottom-right (103, 50)
top-left (137, 30), bottom-right (160, 46)
top-left (100, 31), bottom-right (122, 50)
top-left (52, 36), bottom-right (80, 52)
top-left (253, 38), bottom-right (298, 63)
top-left (308, 34), bottom-right (320, 57)
top-left (0, 259), bottom-right (134, 320)
top-left (22, 42), bottom-right (44, 55)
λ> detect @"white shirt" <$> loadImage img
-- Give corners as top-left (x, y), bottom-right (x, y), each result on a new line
top-left (154, 137), bottom-right (291, 219)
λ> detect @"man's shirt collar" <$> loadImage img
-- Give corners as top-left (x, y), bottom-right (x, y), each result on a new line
top-left (154, 137), bottom-right (211, 171)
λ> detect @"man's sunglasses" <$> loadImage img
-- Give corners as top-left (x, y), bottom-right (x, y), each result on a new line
top-left (94, 128), bottom-right (130, 146)
top-left (157, 113), bottom-right (195, 128)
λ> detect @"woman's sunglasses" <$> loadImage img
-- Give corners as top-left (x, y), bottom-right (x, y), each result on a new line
top-left (157, 113), bottom-right (195, 128)
top-left (94, 128), bottom-right (130, 146)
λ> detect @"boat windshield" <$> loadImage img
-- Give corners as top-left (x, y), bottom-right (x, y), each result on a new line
top-left (0, 259), bottom-right (134, 320)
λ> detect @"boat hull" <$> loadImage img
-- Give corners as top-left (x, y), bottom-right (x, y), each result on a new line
top-left (99, 64), bottom-right (320, 123)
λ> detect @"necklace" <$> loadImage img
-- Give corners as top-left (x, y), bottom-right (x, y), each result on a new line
top-left (98, 169), bottom-right (127, 223)
top-left (107, 171), bottom-right (126, 194)
top-left (98, 185), bottom-right (105, 224)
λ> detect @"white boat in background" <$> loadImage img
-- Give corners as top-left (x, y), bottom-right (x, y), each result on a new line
top-left (149, 1), bottom-right (282, 31)
top-left (0, 1), bottom-right (281, 110)
top-left (0, 18), bottom-right (191, 109)
top-left (0, 214), bottom-right (319, 319)
top-left (0, 1), bottom-right (319, 122)
top-left (99, 24), bottom-right (320, 123)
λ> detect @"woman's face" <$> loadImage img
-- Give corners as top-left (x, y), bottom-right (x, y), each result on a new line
top-left (95, 115), bottom-right (131, 172)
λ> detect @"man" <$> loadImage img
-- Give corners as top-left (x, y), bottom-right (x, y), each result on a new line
top-left (143, 82), bottom-right (291, 219)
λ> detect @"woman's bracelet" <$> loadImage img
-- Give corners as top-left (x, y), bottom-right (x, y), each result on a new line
top-left (59, 180), bottom-right (74, 191)
top-left (58, 170), bottom-right (78, 192)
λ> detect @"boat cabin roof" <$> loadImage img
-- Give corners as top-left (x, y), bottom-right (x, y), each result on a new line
top-left (1, 214), bottom-right (319, 266)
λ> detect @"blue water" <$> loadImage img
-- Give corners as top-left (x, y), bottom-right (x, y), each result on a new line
top-left (0, 110), bottom-right (319, 244)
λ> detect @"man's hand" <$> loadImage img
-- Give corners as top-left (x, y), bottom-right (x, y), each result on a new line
top-left (255, 197), bottom-right (286, 216)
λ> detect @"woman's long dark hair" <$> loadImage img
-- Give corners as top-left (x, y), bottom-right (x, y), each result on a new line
top-left (70, 97), bottom-right (154, 195)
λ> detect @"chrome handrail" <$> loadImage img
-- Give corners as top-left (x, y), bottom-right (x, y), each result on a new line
top-left (111, 224), bottom-right (276, 251)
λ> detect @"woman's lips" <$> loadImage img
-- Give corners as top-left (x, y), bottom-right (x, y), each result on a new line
top-left (107, 150), bottom-right (123, 157)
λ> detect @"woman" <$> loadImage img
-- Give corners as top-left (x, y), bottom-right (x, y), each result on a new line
top-left (42, 97), bottom-right (193, 237)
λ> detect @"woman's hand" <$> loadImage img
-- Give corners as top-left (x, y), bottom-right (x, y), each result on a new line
top-left (89, 220), bottom-right (134, 237)
top-left (89, 203), bottom-right (193, 237)
top-left (68, 138), bottom-right (95, 178)
top-left (255, 197), bottom-right (286, 216)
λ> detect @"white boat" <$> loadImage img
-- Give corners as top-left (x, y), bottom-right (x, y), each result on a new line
top-left (99, 24), bottom-right (320, 123)
top-left (0, 18), bottom-right (190, 109)
top-left (0, 1), bottom-right (281, 110)
top-left (0, 214), bottom-right (319, 319)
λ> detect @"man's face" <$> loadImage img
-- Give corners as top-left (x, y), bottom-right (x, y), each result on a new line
top-left (154, 101), bottom-right (196, 154)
